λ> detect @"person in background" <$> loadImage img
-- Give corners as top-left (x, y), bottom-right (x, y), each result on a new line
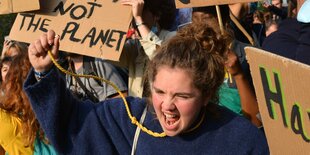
top-left (65, 53), bottom-right (128, 103)
top-left (294, 0), bottom-right (310, 64)
top-left (0, 52), bottom-right (56, 155)
top-left (0, 40), bottom-right (28, 87)
top-left (263, 0), bottom-right (310, 64)
top-left (1, 38), bottom-right (11, 59)
top-left (25, 22), bottom-right (268, 154)
top-left (287, 0), bottom-right (298, 18)
top-left (0, 54), bottom-right (34, 155)
top-left (262, 0), bottom-right (287, 20)
top-left (265, 19), bottom-right (279, 37)
top-left (0, 57), bottom-right (12, 84)
top-left (252, 10), bottom-right (266, 46)
top-left (1, 39), bottom-right (28, 59)
top-left (192, 5), bottom-right (262, 127)
top-left (229, 3), bottom-right (260, 45)
top-left (118, 0), bottom-right (176, 97)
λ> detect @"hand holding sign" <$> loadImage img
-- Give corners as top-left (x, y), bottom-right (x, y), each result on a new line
top-left (28, 30), bottom-right (59, 73)
top-left (225, 50), bottom-right (243, 77)
top-left (121, 0), bottom-right (144, 23)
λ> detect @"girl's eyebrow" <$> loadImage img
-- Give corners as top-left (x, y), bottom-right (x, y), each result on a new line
top-left (153, 85), bottom-right (194, 96)
top-left (153, 86), bottom-right (163, 92)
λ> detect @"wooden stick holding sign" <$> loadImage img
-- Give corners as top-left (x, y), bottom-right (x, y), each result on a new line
top-left (214, 5), bottom-right (233, 82)
top-left (215, 5), bottom-right (224, 34)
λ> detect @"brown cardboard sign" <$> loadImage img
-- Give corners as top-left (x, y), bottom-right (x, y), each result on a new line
top-left (0, 0), bottom-right (40, 14)
top-left (175, 0), bottom-right (258, 8)
top-left (245, 47), bottom-right (310, 154)
top-left (9, 0), bottom-right (132, 61)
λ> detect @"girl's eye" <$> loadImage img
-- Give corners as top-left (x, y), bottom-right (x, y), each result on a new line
top-left (155, 90), bottom-right (164, 95)
top-left (177, 95), bottom-right (190, 99)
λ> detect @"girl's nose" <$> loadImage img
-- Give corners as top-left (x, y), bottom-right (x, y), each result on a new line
top-left (162, 96), bottom-right (176, 111)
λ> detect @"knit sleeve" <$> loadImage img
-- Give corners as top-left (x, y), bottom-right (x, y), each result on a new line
top-left (24, 67), bottom-right (111, 153)
top-left (24, 67), bottom-right (145, 154)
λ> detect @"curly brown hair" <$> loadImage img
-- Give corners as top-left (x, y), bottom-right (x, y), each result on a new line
top-left (148, 22), bottom-right (232, 102)
top-left (0, 51), bottom-right (45, 148)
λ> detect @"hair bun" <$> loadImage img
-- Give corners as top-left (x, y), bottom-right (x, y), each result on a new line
top-left (177, 22), bottom-right (231, 57)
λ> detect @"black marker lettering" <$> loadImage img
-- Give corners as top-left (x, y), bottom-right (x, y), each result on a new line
top-left (39, 18), bottom-right (51, 32)
top-left (61, 22), bottom-right (81, 42)
top-left (27, 17), bottom-right (41, 32)
top-left (19, 14), bottom-right (35, 31)
top-left (291, 104), bottom-right (310, 142)
top-left (53, 1), bottom-right (74, 15)
top-left (81, 27), bottom-right (97, 47)
top-left (114, 30), bottom-right (126, 51)
top-left (260, 67), bottom-right (289, 127)
top-left (94, 29), bottom-right (110, 46)
top-left (87, 2), bottom-right (102, 18)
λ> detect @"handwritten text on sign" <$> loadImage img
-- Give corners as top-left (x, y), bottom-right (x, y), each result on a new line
top-left (10, 0), bottom-right (132, 61)
top-left (260, 67), bottom-right (310, 143)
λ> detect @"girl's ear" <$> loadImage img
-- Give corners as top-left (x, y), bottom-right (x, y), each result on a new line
top-left (203, 94), bottom-right (212, 106)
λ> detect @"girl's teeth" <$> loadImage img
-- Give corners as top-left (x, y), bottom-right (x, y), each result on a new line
top-left (165, 113), bottom-right (176, 118)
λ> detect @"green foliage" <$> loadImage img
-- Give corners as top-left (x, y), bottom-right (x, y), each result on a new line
top-left (0, 13), bottom-right (17, 54)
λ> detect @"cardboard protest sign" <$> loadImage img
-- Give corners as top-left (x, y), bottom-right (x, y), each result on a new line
top-left (0, 0), bottom-right (40, 14)
top-left (175, 0), bottom-right (258, 8)
top-left (9, 0), bottom-right (132, 61)
top-left (245, 47), bottom-right (310, 154)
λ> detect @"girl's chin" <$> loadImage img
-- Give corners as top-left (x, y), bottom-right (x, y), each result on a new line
top-left (164, 130), bottom-right (181, 137)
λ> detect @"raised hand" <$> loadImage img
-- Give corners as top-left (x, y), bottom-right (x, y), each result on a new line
top-left (225, 50), bottom-right (243, 77)
top-left (28, 30), bottom-right (60, 73)
top-left (121, 0), bottom-right (144, 23)
top-left (1, 39), bottom-right (13, 58)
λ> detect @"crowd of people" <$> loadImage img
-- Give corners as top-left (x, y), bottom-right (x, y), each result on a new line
top-left (0, 0), bottom-right (309, 154)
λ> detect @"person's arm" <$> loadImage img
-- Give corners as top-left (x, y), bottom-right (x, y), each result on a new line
top-left (226, 50), bottom-right (262, 127)
top-left (0, 146), bottom-right (5, 155)
top-left (121, 0), bottom-right (166, 58)
top-left (234, 72), bottom-right (262, 127)
top-left (121, 0), bottom-right (150, 39)
top-left (1, 39), bottom-right (12, 59)
top-left (25, 30), bottom-right (149, 154)
top-left (25, 30), bottom-right (112, 153)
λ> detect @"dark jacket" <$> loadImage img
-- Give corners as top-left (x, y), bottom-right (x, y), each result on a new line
top-left (24, 67), bottom-right (269, 154)
top-left (263, 18), bottom-right (310, 65)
